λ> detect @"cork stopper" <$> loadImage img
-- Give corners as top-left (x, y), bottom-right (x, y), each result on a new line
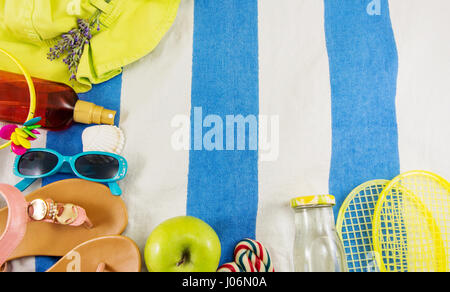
top-left (73, 100), bottom-right (116, 125)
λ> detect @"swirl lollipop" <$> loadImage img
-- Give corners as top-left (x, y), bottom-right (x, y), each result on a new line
top-left (217, 239), bottom-right (275, 272)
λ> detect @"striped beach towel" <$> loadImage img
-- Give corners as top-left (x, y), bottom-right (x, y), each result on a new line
top-left (1, 0), bottom-right (449, 272)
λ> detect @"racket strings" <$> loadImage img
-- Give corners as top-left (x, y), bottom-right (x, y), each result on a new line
top-left (338, 180), bottom-right (387, 272)
top-left (376, 173), bottom-right (450, 272)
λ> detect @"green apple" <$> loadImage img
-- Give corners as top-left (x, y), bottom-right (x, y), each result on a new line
top-left (144, 216), bottom-right (221, 272)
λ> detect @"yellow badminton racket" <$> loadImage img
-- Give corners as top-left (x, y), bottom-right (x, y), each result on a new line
top-left (373, 171), bottom-right (450, 272)
top-left (0, 48), bottom-right (36, 150)
top-left (337, 180), bottom-right (388, 272)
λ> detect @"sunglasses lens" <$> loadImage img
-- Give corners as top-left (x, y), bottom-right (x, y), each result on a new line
top-left (18, 151), bottom-right (59, 176)
top-left (75, 154), bottom-right (120, 180)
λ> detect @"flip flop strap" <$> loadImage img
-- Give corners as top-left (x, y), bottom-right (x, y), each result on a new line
top-left (35, 200), bottom-right (92, 228)
top-left (0, 185), bottom-right (93, 270)
top-left (0, 184), bottom-right (28, 267)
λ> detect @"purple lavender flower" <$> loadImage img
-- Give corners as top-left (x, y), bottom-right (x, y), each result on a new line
top-left (48, 14), bottom-right (103, 81)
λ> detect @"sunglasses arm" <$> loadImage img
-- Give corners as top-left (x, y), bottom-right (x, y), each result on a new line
top-left (15, 178), bottom-right (37, 192)
top-left (108, 182), bottom-right (122, 196)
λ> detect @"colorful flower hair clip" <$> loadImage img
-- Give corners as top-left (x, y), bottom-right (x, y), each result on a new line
top-left (0, 117), bottom-right (42, 155)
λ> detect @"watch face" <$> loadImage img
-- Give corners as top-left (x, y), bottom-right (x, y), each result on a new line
top-left (30, 199), bottom-right (47, 221)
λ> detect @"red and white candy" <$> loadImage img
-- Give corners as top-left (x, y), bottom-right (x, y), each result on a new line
top-left (217, 239), bottom-right (275, 272)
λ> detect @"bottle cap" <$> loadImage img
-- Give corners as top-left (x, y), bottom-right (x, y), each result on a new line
top-left (290, 195), bottom-right (335, 208)
top-left (73, 100), bottom-right (116, 125)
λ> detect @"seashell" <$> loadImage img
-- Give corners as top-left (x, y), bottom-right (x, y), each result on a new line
top-left (82, 125), bottom-right (125, 155)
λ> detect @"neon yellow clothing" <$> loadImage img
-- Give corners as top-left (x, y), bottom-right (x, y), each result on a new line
top-left (0, 0), bottom-right (180, 93)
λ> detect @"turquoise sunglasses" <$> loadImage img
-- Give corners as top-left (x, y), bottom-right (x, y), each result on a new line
top-left (13, 148), bottom-right (127, 196)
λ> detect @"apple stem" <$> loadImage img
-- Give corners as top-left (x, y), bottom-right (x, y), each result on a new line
top-left (177, 250), bottom-right (190, 267)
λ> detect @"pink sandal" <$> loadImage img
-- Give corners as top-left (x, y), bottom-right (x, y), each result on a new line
top-left (0, 181), bottom-right (140, 272)
top-left (0, 183), bottom-right (92, 270)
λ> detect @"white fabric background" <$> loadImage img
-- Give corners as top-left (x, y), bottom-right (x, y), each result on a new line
top-left (256, 0), bottom-right (332, 272)
top-left (120, 0), bottom-right (194, 266)
top-left (390, 0), bottom-right (450, 178)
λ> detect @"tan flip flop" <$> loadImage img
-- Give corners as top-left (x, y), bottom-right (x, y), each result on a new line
top-left (47, 236), bottom-right (141, 272)
top-left (0, 179), bottom-right (128, 261)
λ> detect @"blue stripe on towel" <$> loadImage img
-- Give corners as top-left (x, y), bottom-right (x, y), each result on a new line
top-left (187, 0), bottom-right (259, 265)
top-left (35, 75), bottom-right (122, 272)
top-left (324, 0), bottom-right (400, 216)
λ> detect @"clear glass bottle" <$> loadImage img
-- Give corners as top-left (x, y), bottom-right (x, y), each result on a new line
top-left (291, 195), bottom-right (347, 272)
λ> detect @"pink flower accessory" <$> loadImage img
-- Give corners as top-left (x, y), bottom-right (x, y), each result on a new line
top-left (0, 117), bottom-right (42, 155)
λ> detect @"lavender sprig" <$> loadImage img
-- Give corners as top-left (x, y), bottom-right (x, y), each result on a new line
top-left (48, 9), bottom-right (107, 81)
top-left (48, 1), bottom-right (112, 81)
